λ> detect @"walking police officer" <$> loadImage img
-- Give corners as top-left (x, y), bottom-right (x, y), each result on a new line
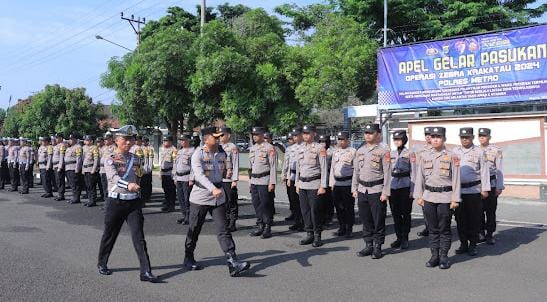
top-left (174, 134), bottom-right (194, 225)
top-left (220, 127), bottom-right (239, 232)
top-left (65, 134), bottom-right (83, 204)
top-left (38, 137), bottom-right (54, 198)
top-left (183, 126), bottom-right (250, 277)
top-left (53, 134), bottom-right (66, 201)
top-left (160, 135), bottom-right (177, 212)
top-left (97, 125), bottom-right (158, 283)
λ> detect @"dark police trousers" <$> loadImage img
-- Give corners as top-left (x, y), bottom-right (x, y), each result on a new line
top-left (40, 169), bottom-right (54, 194)
top-left (84, 172), bottom-right (98, 202)
top-left (320, 187), bottom-right (334, 223)
top-left (482, 189), bottom-right (498, 235)
top-left (66, 170), bottom-right (82, 202)
top-left (9, 162), bottom-right (19, 190)
top-left (358, 192), bottom-right (387, 244)
top-left (98, 198), bottom-right (152, 274)
top-left (27, 164), bottom-right (34, 188)
top-left (286, 183), bottom-right (303, 225)
top-left (161, 175), bottom-right (176, 209)
top-left (55, 169), bottom-right (66, 198)
top-left (100, 173), bottom-right (108, 198)
top-left (332, 186), bottom-right (355, 228)
top-left (141, 173), bottom-right (153, 203)
top-left (1, 160), bottom-right (9, 188)
top-left (176, 181), bottom-right (192, 219)
top-left (389, 187), bottom-right (413, 238)
top-left (185, 203), bottom-right (236, 257)
top-left (299, 189), bottom-right (323, 233)
top-left (423, 201), bottom-right (452, 250)
top-left (251, 184), bottom-right (273, 225)
top-left (19, 164), bottom-right (29, 193)
top-left (222, 182), bottom-right (238, 225)
top-left (455, 193), bottom-right (482, 244)
top-left (97, 174), bottom-right (104, 199)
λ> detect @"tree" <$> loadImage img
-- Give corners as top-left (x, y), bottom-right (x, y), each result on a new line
top-left (2, 103), bottom-right (26, 137)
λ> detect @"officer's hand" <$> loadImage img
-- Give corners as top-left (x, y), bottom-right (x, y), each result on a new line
top-left (450, 201), bottom-right (459, 210)
top-left (212, 188), bottom-right (223, 199)
top-left (189, 181), bottom-right (194, 187)
top-left (231, 181), bottom-right (237, 189)
top-left (296, 186), bottom-right (300, 194)
top-left (317, 187), bottom-right (326, 195)
top-left (496, 189), bottom-right (503, 196)
top-left (417, 199), bottom-right (424, 207)
top-left (481, 191), bottom-right (489, 199)
top-left (380, 194), bottom-right (388, 202)
top-left (352, 192), bottom-right (358, 198)
top-left (268, 184), bottom-right (275, 192)
top-left (226, 169), bottom-right (233, 179)
top-left (287, 179), bottom-right (291, 187)
top-left (128, 183), bottom-right (140, 192)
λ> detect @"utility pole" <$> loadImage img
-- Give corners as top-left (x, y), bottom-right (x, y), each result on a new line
top-left (200, 0), bottom-right (206, 36)
top-left (383, 0), bottom-right (388, 47)
top-left (121, 12), bottom-right (146, 47)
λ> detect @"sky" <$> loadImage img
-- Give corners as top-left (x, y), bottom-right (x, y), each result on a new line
top-left (1, 0), bottom-right (545, 109)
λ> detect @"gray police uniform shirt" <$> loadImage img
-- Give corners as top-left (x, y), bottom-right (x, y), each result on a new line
top-left (249, 142), bottom-right (277, 186)
top-left (390, 147), bottom-right (414, 191)
top-left (189, 146), bottom-right (227, 206)
top-left (38, 145), bottom-right (53, 170)
top-left (295, 142), bottom-right (328, 190)
top-left (18, 146), bottom-right (32, 169)
top-left (453, 145), bottom-right (491, 194)
top-left (329, 146), bottom-right (356, 187)
top-left (52, 143), bottom-right (66, 170)
top-left (284, 143), bottom-right (302, 182)
top-left (105, 151), bottom-right (142, 195)
top-left (0, 145), bottom-right (5, 161)
top-left (160, 146), bottom-right (177, 176)
top-left (173, 147), bottom-right (195, 182)
top-left (8, 145), bottom-right (19, 164)
top-left (64, 144), bottom-right (83, 173)
top-left (413, 147), bottom-right (461, 203)
top-left (481, 144), bottom-right (504, 190)
top-left (221, 142), bottom-right (239, 183)
top-left (352, 143), bottom-right (391, 196)
top-left (82, 145), bottom-right (100, 173)
top-left (100, 144), bottom-right (116, 174)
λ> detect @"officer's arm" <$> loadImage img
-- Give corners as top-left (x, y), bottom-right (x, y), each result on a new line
top-left (413, 157), bottom-right (424, 200)
top-left (148, 148), bottom-right (154, 170)
top-left (232, 147), bottom-right (239, 182)
top-left (105, 157), bottom-right (127, 189)
top-left (496, 149), bottom-right (505, 190)
top-left (479, 151), bottom-right (491, 192)
top-left (410, 151), bottom-right (417, 195)
top-left (191, 150), bottom-right (216, 192)
top-left (281, 147), bottom-right (289, 180)
top-left (59, 146), bottom-right (65, 169)
top-left (351, 152), bottom-right (359, 193)
top-left (47, 147), bottom-right (53, 169)
top-left (328, 152), bottom-right (335, 188)
top-left (75, 147), bottom-right (83, 173)
top-left (319, 148), bottom-right (328, 188)
top-left (294, 153), bottom-right (301, 185)
top-left (451, 156), bottom-right (461, 202)
top-left (268, 146), bottom-right (277, 185)
top-left (92, 147), bottom-right (99, 173)
top-left (189, 151), bottom-right (195, 182)
top-left (382, 151), bottom-right (391, 196)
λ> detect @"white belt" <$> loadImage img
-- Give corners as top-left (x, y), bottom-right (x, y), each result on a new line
top-left (108, 192), bottom-right (139, 200)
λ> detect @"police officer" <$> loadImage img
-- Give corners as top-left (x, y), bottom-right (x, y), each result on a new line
top-left (453, 128), bottom-right (490, 256)
top-left (97, 125), bottom-right (158, 283)
top-left (0, 138), bottom-right (8, 189)
top-left (389, 130), bottom-right (413, 249)
top-left (99, 133), bottom-right (116, 198)
top-left (413, 127), bottom-right (433, 237)
top-left (7, 138), bottom-right (20, 192)
top-left (83, 135), bottom-right (100, 207)
top-left (52, 134), bottom-right (66, 201)
top-left (18, 137), bottom-right (32, 194)
top-left (50, 135), bottom-right (58, 193)
top-left (183, 126), bottom-right (250, 277)
top-left (249, 127), bottom-right (277, 239)
top-left (160, 135), bottom-right (177, 212)
top-left (141, 137), bottom-right (154, 204)
top-left (478, 128), bottom-right (504, 245)
top-left (28, 139), bottom-right (35, 188)
top-left (264, 131), bottom-right (276, 222)
top-left (295, 125), bottom-right (328, 247)
top-left (65, 134), bottom-right (83, 204)
top-left (329, 131), bottom-right (356, 238)
top-left (174, 134), bottom-right (195, 225)
top-left (283, 128), bottom-right (304, 231)
top-left (96, 137), bottom-right (105, 201)
top-left (353, 124), bottom-right (391, 259)
top-left (38, 137), bottom-right (54, 198)
top-left (414, 127), bottom-right (461, 269)
top-left (319, 134), bottom-right (335, 226)
top-left (220, 127), bottom-right (239, 232)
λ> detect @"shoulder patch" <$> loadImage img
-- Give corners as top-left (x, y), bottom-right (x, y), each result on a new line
top-left (319, 148), bottom-right (327, 157)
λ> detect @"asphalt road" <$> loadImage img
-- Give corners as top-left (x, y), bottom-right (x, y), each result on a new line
top-left (1, 180), bottom-right (547, 301)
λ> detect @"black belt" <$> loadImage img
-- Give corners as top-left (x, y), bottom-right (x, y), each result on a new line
top-left (391, 171), bottom-right (410, 178)
top-left (176, 171), bottom-right (191, 176)
top-left (161, 168), bottom-right (173, 172)
top-left (300, 175), bottom-right (321, 182)
top-left (461, 180), bottom-right (481, 188)
top-left (334, 175), bottom-right (352, 181)
top-left (65, 160), bottom-right (76, 164)
top-left (52, 161), bottom-right (59, 165)
top-left (290, 169), bottom-right (296, 174)
top-left (38, 161), bottom-right (47, 165)
top-left (83, 164), bottom-right (94, 168)
top-left (100, 164), bottom-right (104, 167)
top-left (251, 171), bottom-right (270, 178)
top-left (425, 185), bottom-right (452, 192)
top-left (490, 175), bottom-right (496, 180)
top-left (196, 181), bottom-right (222, 189)
top-left (358, 179), bottom-right (383, 187)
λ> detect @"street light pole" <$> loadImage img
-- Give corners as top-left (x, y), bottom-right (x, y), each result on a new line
top-left (384, 0), bottom-right (388, 47)
top-left (95, 35), bottom-right (133, 51)
top-left (201, 0), bottom-right (206, 35)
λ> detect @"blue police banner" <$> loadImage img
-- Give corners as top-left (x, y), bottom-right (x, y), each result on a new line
top-left (377, 25), bottom-right (547, 110)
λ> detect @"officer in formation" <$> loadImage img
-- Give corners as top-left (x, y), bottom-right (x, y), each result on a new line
top-left (99, 133), bottom-right (116, 199)
top-left (96, 125), bottom-right (158, 283)
top-left (295, 125), bottom-right (328, 247)
top-left (37, 136), bottom-right (54, 198)
top-left (219, 127), bottom-right (239, 232)
top-left (413, 127), bottom-right (433, 238)
top-left (82, 135), bottom-right (100, 207)
top-left (174, 134), bottom-right (195, 225)
top-left (7, 138), bottom-right (20, 192)
top-left (160, 135), bottom-right (177, 212)
top-left (264, 131), bottom-right (277, 221)
top-left (29, 139), bottom-right (36, 188)
top-left (329, 131), bottom-right (356, 238)
top-left (65, 134), bottom-right (83, 204)
top-left (141, 137), bottom-right (154, 204)
top-left (53, 134), bottom-right (66, 201)
top-left (18, 137), bottom-right (32, 194)
top-left (183, 126), bottom-right (250, 277)
top-left (353, 124), bottom-right (391, 259)
top-left (0, 138), bottom-right (8, 189)
top-left (95, 137), bottom-right (105, 201)
top-left (282, 128), bottom-right (304, 231)
top-left (318, 134), bottom-right (335, 226)
top-left (249, 127), bottom-right (277, 239)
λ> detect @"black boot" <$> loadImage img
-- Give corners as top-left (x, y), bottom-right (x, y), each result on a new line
top-left (357, 241), bottom-right (373, 257)
top-left (390, 236), bottom-right (402, 248)
top-left (439, 249), bottom-right (451, 269)
top-left (250, 223), bottom-right (264, 237)
top-left (228, 220), bottom-right (237, 232)
top-left (417, 228), bottom-right (429, 237)
top-left (478, 231), bottom-right (486, 243)
top-left (333, 224), bottom-right (346, 236)
top-left (284, 214), bottom-right (295, 221)
top-left (371, 243), bottom-right (383, 259)
top-left (140, 271), bottom-right (159, 283)
top-left (300, 232), bottom-right (314, 245)
top-left (455, 241), bottom-right (469, 254)
top-left (226, 252), bottom-right (250, 277)
top-left (485, 233), bottom-right (496, 245)
top-left (312, 232), bottom-right (323, 247)
top-left (97, 265), bottom-right (112, 275)
top-left (468, 242), bottom-right (478, 256)
top-left (261, 224), bottom-right (272, 239)
top-left (345, 225), bottom-right (353, 238)
top-left (400, 235), bottom-right (409, 249)
top-left (183, 254), bottom-right (203, 271)
top-left (426, 248), bottom-right (440, 268)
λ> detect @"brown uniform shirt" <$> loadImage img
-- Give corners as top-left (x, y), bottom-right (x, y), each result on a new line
top-left (352, 143), bottom-right (391, 196)
top-left (413, 147), bottom-right (461, 203)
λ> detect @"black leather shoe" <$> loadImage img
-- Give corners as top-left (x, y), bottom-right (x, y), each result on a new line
top-left (300, 232), bottom-right (314, 245)
top-left (417, 229), bottom-right (429, 237)
top-left (98, 265), bottom-right (112, 275)
top-left (21, 191), bottom-right (29, 194)
top-left (439, 250), bottom-right (450, 269)
top-left (41, 193), bottom-right (47, 198)
top-left (486, 235), bottom-right (496, 245)
top-left (400, 238), bottom-right (409, 250)
top-left (43, 193), bottom-right (54, 198)
top-left (426, 249), bottom-right (440, 268)
top-left (390, 239), bottom-right (402, 248)
top-left (226, 252), bottom-right (250, 277)
top-left (371, 243), bottom-right (383, 259)
top-left (467, 244), bottom-right (478, 256)
top-left (289, 224), bottom-right (304, 232)
top-left (140, 272), bottom-right (159, 283)
top-left (345, 225), bottom-right (353, 238)
top-left (69, 200), bottom-right (80, 204)
top-left (478, 231), bottom-right (486, 243)
top-left (55, 196), bottom-right (66, 201)
top-left (455, 242), bottom-right (469, 255)
top-left (312, 233), bottom-right (323, 247)
top-left (161, 206), bottom-right (174, 212)
top-left (357, 242), bottom-right (373, 257)
top-left (183, 256), bottom-right (203, 271)
top-left (87, 202), bottom-right (97, 207)
top-left (284, 214), bottom-right (295, 221)
top-left (261, 224), bottom-right (272, 239)
top-left (176, 218), bottom-right (184, 224)
top-left (250, 224), bottom-right (264, 237)
top-left (333, 225), bottom-right (346, 237)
